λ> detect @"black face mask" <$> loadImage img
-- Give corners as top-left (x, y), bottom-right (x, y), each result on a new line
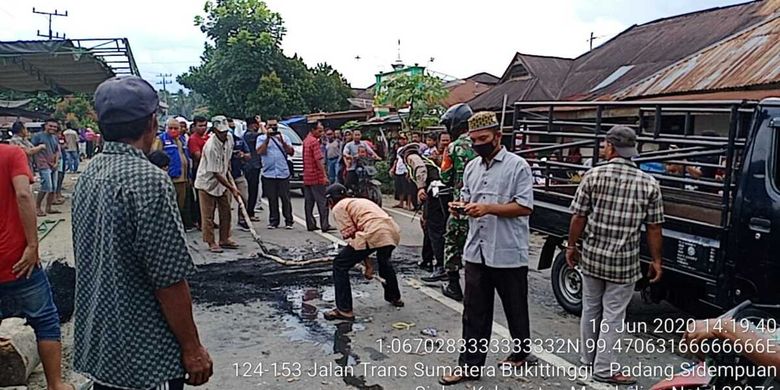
top-left (472, 137), bottom-right (498, 159)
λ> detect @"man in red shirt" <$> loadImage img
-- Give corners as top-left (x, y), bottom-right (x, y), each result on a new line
top-left (187, 116), bottom-right (209, 230)
top-left (302, 122), bottom-right (331, 231)
top-left (0, 144), bottom-right (73, 390)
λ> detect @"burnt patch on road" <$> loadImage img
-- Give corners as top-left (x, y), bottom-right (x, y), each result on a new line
top-left (189, 244), bottom-right (421, 307)
top-left (189, 257), bottom-right (332, 306)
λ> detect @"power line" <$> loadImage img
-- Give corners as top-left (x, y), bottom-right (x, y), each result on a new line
top-left (156, 73), bottom-right (173, 104)
top-left (32, 7), bottom-right (68, 40)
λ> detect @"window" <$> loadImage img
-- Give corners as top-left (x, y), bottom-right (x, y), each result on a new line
top-left (508, 64), bottom-right (529, 79)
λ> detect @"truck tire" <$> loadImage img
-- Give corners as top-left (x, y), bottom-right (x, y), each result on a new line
top-left (368, 185), bottom-right (382, 207)
top-left (551, 251), bottom-right (583, 315)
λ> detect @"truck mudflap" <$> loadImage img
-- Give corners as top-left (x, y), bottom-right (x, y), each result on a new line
top-left (538, 236), bottom-right (563, 270)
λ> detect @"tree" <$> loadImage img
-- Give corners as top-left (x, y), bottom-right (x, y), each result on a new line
top-left (53, 95), bottom-right (98, 130)
top-left (162, 89), bottom-right (208, 119)
top-left (374, 72), bottom-right (449, 131)
top-left (179, 0), bottom-right (352, 118)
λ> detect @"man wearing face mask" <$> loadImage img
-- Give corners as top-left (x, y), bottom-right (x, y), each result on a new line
top-left (440, 111), bottom-right (536, 386)
top-left (73, 76), bottom-right (212, 389)
top-left (153, 118), bottom-right (192, 229)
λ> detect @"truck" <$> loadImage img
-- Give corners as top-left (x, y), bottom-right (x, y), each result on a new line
top-left (510, 99), bottom-right (780, 315)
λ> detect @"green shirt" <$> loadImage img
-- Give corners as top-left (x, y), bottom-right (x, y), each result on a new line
top-left (441, 133), bottom-right (476, 199)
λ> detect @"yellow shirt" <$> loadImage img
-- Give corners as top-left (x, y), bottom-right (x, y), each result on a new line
top-left (332, 198), bottom-right (400, 250)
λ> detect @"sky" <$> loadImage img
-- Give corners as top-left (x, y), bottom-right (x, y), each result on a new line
top-left (0, 0), bottom-right (748, 90)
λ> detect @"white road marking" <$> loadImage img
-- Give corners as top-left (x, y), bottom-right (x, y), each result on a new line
top-left (272, 198), bottom-right (607, 390)
top-left (406, 278), bottom-right (611, 390)
top-left (383, 206), bottom-right (420, 220)
top-left (260, 199), bottom-right (345, 245)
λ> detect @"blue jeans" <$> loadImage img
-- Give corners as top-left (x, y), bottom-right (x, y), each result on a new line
top-left (327, 156), bottom-right (340, 184)
top-left (0, 267), bottom-right (61, 341)
top-left (65, 150), bottom-right (80, 172)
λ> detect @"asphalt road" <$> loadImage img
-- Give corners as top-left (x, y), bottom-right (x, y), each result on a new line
top-left (178, 191), bottom-right (696, 390)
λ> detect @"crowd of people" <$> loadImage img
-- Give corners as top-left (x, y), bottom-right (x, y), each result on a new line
top-left (2, 74), bottom-right (779, 390)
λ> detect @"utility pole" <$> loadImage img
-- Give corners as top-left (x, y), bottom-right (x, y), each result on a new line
top-left (156, 73), bottom-right (173, 105)
top-left (587, 32), bottom-right (604, 51)
top-left (32, 7), bottom-right (68, 40)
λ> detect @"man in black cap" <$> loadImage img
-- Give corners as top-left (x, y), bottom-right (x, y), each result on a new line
top-left (323, 183), bottom-right (403, 321)
top-left (72, 76), bottom-right (212, 390)
top-left (567, 125), bottom-right (664, 385)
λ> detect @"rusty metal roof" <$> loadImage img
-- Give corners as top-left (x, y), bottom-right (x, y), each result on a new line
top-left (613, 14), bottom-right (780, 99)
top-left (468, 53), bottom-right (573, 111)
top-left (614, 14), bottom-right (780, 99)
top-left (557, 0), bottom-right (768, 100)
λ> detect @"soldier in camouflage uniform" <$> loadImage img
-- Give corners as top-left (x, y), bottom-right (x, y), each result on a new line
top-left (420, 103), bottom-right (475, 301)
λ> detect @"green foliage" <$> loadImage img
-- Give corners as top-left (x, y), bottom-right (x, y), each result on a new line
top-left (374, 72), bottom-right (448, 132)
top-left (53, 95), bottom-right (98, 130)
top-left (179, 0), bottom-right (352, 118)
top-left (161, 89), bottom-right (208, 119)
top-left (374, 160), bottom-right (395, 195)
top-left (341, 120), bottom-right (361, 130)
top-left (0, 90), bottom-right (59, 114)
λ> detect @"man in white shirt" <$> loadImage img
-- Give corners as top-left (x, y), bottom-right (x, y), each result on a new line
top-left (194, 116), bottom-right (241, 253)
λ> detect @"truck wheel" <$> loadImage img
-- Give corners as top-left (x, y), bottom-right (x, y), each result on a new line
top-left (368, 185), bottom-right (382, 207)
top-left (551, 251), bottom-right (582, 315)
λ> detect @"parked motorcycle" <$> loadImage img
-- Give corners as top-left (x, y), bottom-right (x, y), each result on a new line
top-left (352, 156), bottom-right (382, 207)
top-left (652, 300), bottom-right (779, 390)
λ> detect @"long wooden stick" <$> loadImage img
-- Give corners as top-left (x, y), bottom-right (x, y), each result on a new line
top-left (232, 187), bottom-right (386, 284)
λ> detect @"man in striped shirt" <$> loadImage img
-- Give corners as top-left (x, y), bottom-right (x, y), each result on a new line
top-left (567, 125), bottom-right (664, 386)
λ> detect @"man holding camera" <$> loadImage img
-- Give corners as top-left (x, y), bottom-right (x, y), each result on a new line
top-left (440, 112), bottom-right (536, 386)
top-left (257, 118), bottom-right (295, 229)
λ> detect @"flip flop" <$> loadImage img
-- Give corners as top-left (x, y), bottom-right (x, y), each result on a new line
top-left (593, 373), bottom-right (637, 385)
top-left (37, 211), bottom-right (46, 217)
top-left (209, 246), bottom-right (224, 253)
top-left (220, 242), bottom-right (240, 249)
top-left (438, 374), bottom-right (479, 386)
top-left (392, 321), bottom-right (415, 330)
top-left (499, 355), bottom-right (538, 368)
top-left (46, 209), bottom-right (62, 214)
top-left (323, 309), bottom-right (355, 321)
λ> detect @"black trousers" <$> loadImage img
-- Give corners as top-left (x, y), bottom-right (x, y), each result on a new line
top-left (423, 194), bottom-right (449, 267)
top-left (262, 177), bottom-right (293, 227)
top-left (303, 184), bottom-right (330, 230)
top-left (333, 245), bottom-right (401, 312)
top-left (345, 170), bottom-right (358, 191)
top-left (245, 167), bottom-right (261, 218)
top-left (421, 230), bottom-right (434, 264)
top-left (459, 262), bottom-right (530, 368)
top-left (94, 378), bottom-right (184, 390)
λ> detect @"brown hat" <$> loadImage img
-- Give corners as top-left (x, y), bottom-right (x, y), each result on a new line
top-left (468, 111), bottom-right (499, 132)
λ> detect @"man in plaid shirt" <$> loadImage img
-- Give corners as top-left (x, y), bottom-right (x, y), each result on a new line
top-left (567, 126), bottom-right (664, 386)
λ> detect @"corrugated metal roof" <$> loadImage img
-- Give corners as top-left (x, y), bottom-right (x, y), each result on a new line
top-left (613, 14), bottom-right (780, 99)
top-left (467, 53), bottom-right (573, 111)
top-left (557, 0), bottom-right (768, 100)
